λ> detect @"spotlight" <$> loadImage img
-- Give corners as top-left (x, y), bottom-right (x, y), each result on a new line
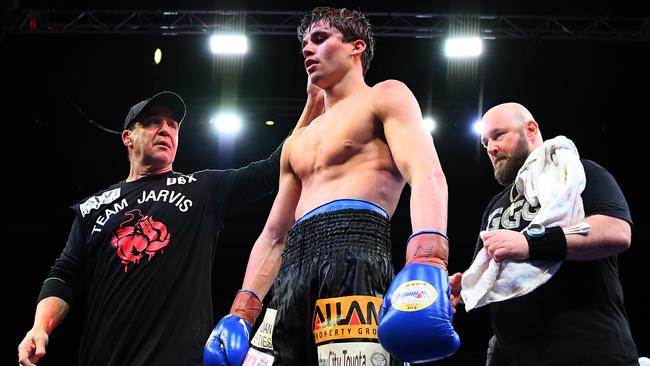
top-left (472, 119), bottom-right (484, 135)
top-left (423, 117), bottom-right (437, 132)
top-left (444, 37), bottom-right (482, 58)
top-left (209, 35), bottom-right (248, 55)
top-left (154, 48), bottom-right (162, 64)
top-left (210, 112), bottom-right (243, 135)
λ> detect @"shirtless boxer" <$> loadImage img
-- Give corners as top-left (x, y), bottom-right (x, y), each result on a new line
top-left (204, 7), bottom-right (460, 365)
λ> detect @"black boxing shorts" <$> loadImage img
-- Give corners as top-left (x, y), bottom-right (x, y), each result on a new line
top-left (257, 199), bottom-right (401, 365)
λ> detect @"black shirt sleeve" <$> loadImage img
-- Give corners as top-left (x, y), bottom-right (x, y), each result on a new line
top-left (38, 214), bottom-right (86, 306)
top-left (581, 159), bottom-right (633, 226)
top-left (215, 140), bottom-right (284, 216)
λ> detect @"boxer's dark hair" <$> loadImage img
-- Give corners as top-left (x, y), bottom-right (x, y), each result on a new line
top-left (298, 7), bottom-right (375, 75)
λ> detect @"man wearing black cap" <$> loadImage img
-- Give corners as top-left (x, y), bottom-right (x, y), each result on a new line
top-left (18, 89), bottom-right (324, 366)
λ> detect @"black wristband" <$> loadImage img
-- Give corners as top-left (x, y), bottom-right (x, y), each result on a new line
top-left (526, 226), bottom-right (567, 261)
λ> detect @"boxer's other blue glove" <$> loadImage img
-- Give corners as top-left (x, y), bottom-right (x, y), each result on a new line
top-left (204, 315), bottom-right (251, 366)
top-left (204, 290), bottom-right (262, 366)
top-left (378, 231), bottom-right (460, 363)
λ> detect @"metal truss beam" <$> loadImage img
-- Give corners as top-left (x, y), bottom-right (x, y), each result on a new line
top-left (13, 10), bottom-right (650, 42)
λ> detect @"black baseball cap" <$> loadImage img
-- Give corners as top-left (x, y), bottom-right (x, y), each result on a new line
top-left (123, 91), bottom-right (186, 130)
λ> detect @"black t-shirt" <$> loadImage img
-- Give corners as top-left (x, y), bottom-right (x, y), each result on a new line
top-left (475, 159), bottom-right (638, 365)
top-left (38, 145), bottom-right (281, 366)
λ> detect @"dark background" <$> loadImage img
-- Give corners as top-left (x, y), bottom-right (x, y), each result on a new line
top-left (5, 0), bottom-right (648, 364)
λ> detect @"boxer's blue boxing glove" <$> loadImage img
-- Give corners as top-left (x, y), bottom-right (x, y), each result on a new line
top-left (204, 315), bottom-right (251, 366)
top-left (378, 231), bottom-right (460, 363)
top-left (204, 290), bottom-right (262, 366)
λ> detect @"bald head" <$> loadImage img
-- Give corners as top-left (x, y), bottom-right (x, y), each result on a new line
top-left (481, 102), bottom-right (543, 186)
top-left (482, 102), bottom-right (543, 148)
top-left (483, 102), bottom-right (534, 130)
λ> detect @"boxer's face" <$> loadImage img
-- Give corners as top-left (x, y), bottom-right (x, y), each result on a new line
top-left (302, 21), bottom-right (356, 89)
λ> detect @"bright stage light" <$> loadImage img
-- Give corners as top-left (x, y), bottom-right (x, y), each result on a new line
top-left (210, 35), bottom-right (248, 55)
top-left (423, 117), bottom-right (437, 132)
top-left (444, 37), bottom-right (482, 58)
top-left (154, 48), bottom-right (162, 64)
top-left (210, 112), bottom-right (243, 135)
top-left (472, 119), bottom-right (484, 135)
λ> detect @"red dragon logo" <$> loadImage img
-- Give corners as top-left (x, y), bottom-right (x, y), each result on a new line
top-left (110, 209), bottom-right (170, 271)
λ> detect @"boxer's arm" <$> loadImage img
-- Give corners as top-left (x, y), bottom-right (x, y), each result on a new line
top-left (204, 139), bottom-right (301, 365)
top-left (240, 138), bottom-right (301, 305)
top-left (372, 80), bottom-right (448, 262)
top-left (374, 81), bottom-right (458, 363)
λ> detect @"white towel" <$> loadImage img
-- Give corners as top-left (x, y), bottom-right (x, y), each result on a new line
top-left (461, 136), bottom-right (586, 311)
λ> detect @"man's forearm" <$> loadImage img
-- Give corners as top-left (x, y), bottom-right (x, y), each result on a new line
top-left (241, 233), bottom-right (286, 301)
top-left (33, 296), bottom-right (69, 334)
top-left (405, 172), bottom-right (449, 266)
top-left (565, 214), bottom-right (631, 260)
top-left (409, 171), bottom-right (448, 233)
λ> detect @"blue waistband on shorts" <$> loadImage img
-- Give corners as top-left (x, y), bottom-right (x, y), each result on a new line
top-left (294, 199), bottom-right (388, 226)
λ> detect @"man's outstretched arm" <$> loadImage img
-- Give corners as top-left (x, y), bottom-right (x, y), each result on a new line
top-left (205, 136), bottom-right (301, 366)
top-left (18, 296), bottom-right (70, 366)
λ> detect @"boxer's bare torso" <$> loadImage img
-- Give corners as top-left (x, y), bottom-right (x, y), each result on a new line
top-left (287, 83), bottom-right (406, 219)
